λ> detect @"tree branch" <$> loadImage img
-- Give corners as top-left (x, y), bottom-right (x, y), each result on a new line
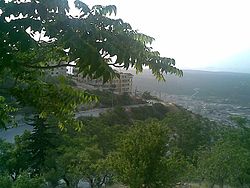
top-left (108, 63), bottom-right (124, 68)
top-left (99, 174), bottom-right (107, 186)
top-left (21, 63), bottom-right (76, 69)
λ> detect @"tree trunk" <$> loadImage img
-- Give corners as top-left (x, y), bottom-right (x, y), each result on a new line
top-left (10, 174), bottom-right (17, 181)
top-left (89, 178), bottom-right (94, 188)
top-left (98, 175), bottom-right (107, 188)
top-left (219, 179), bottom-right (224, 188)
top-left (209, 182), bottom-right (215, 188)
top-left (63, 177), bottom-right (70, 187)
top-left (238, 178), bottom-right (244, 188)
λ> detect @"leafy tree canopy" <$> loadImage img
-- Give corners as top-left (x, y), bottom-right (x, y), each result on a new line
top-left (161, 111), bottom-right (217, 160)
top-left (0, 0), bottom-right (182, 80)
top-left (109, 120), bottom-right (188, 188)
top-left (0, 0), bottom-right (182, 129)
top-left (197, 138), bottom-right (250, 188)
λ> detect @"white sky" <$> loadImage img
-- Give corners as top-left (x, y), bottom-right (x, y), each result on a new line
top-left (72, 0), bottom-right (250, 73)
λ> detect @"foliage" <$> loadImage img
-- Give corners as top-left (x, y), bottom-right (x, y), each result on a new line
top-left (197, 138), bottom-right (250, 188)
top-left (0, 96), bottom-right (16, 129)
top-left (0, 139), bottom-right (14, 174)
top-left (12, 75), bottom-right (96, 130)
top-left (81, 118), bottom-right (126, 155)
top-left (0, 1), bottom-right (187, 187)
top-left (195, 118), bottom-right (250, 187)
top-left (0, 104), bottom-right (164, 187)
top-left (141, 91), bottom-right (159, 101)
top-left (39, 117), bottom-right (125, 187)
top-left (99, 106), bottom-right (132, 126)
top-left (98, 103), bottom-right (170, 125)
top-left (0, 125), bottom-right (61, 180)
top-left (9, 131), bottom-right (33, 179)
top-left (1, 136), bottom-right (32, 180)
top-left (89, 90), bottom-right (145, 108)
top-left (161, 111), bottom-right (217, 160)
top-left (12, 172), bottom-right (44, 188)
top-left (0, 0), bottom-right (182, 131)
top-left (26, 116), bottom-right (62, 174)
top-left (49, 126), bottom-right (110, 187)
top-left (57, 144), bottom-right (107, 188)
top-left (230, 115), bottom-right (249, 127)
top-left (0, 0), bottom-right (182, 79)
top-left (0, 174), bottom-right (12, 188)
top-left (130, 103), bottom-right (169, 121)
top-left (4, 99), bottom-right (249, 187)
top-left (0, 171), bottom-right (43, 188)
top-left (109, 120), bottom-right (188, 188)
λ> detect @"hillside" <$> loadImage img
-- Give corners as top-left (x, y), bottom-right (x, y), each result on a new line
top-left (122, 69), bottom-right (250, 125)
top-left (131, 69), bottom-right (250, 106)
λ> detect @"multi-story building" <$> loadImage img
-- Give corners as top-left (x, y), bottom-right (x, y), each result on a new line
top-left (79, 72), bottom-right (133, 94)
top-left (49, 67), bottom-right (68, 76)
top-left (49, 65), bottom-right (133, 94)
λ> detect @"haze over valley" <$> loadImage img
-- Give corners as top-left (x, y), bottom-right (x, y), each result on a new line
top-left (132, 69), bottom-right (250, 125)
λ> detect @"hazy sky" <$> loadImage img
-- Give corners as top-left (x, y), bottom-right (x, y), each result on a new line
top-left (74, 0), bottom-right (250, 73)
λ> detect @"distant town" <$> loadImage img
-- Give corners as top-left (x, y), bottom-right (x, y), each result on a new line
top-left (132, 69), bottom-right (250, 126)
top-left (150, 91), bottom-right (250, 126)
top-left (58, 65), bottom-right (250, 126)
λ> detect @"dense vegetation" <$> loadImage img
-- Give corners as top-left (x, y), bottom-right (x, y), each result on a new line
top-left (1, 103), bottom-right (250, 188)
top-left (85, 90), bottom-right (145, 108)
top-left (1, 0), bottom-right (249, 188)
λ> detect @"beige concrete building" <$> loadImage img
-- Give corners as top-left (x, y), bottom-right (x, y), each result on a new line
top-left (49, 66), bottom-right (133, 94)
top-left (78, 72), bottom-right (133, 94)
top-left (49, 67), bottom-right (68, 76)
